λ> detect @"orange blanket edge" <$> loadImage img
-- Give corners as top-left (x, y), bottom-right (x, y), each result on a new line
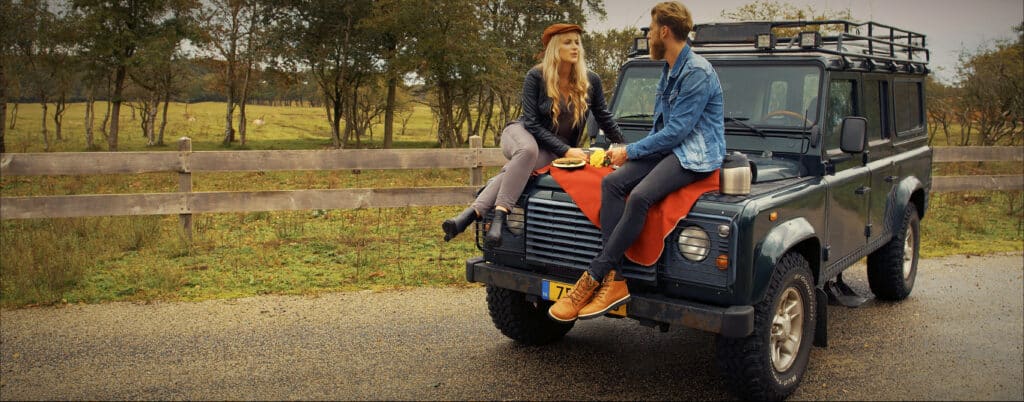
top-left (537, 165), bottom-right (720, 266)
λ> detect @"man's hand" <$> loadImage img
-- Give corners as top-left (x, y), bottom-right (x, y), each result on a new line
top-left (606, 148), bottom-right (628, 167)
top-left (564, 148), bottom-right (587, 160)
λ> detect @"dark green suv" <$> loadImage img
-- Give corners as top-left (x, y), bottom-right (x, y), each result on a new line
top-left (465, 20), bottom-right (932, 400)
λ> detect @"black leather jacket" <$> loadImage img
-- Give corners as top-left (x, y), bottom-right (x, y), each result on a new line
top-left (517, 67), bottom-right (624, 156)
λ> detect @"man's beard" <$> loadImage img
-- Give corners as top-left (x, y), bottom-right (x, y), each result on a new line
top-left (650, 39), bottom-right (666, 60)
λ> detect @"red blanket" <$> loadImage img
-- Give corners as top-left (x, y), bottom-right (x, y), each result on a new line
top-left (535, 165), bottom-right (720, 266)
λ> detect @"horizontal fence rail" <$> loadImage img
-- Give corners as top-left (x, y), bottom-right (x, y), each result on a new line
top-left (0, 187), bottom-right (481, 219)
top-left (1, 140), bottom-right (1021, 240)
top-left (932, 175), bottom-right (1023, 192)
top-left (0, 148), bottom-right (508, 176)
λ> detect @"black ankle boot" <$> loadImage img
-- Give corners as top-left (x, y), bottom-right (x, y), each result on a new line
top-left (485, 209), bottom-right (507, 247)
top-left (442, 208), bottom-right (479, 242)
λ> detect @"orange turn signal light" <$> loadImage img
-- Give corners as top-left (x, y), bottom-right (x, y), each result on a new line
top-left (716, 254), bottom-right (729, 270)
top-left (769, 211), bottom-right (778, 221)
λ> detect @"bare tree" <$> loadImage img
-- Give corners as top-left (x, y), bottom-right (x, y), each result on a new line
top-left (956, 26), bottom-right (1024, 146)
top-left (197, 0), bottom-right (270, 147)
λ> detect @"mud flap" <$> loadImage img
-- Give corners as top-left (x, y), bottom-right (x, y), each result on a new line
top-left (814, 287), bottom-right (828, 347)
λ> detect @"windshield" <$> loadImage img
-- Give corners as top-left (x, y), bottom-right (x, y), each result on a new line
top-left (611, 63), bottom-right (822, 129)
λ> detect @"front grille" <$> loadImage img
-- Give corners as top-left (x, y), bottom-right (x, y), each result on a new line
top-left (525, 197), bottom-right (602, 268)
top-left (525, 195), bottom-right (656, 282)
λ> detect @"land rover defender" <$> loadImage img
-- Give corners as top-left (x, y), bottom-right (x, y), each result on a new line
top-left (465, 20), bottom-right (932, 400)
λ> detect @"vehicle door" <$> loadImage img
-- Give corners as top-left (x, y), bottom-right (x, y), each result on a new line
top-left (863, 76), bottom-right (896, 246)
top-left (822, 73), bottom-right (870, 271)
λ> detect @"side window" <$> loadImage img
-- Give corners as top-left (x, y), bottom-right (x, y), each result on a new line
top-left (826, 79), bottom-right (856, 150)
top-left (895, 81), bottom-right (923, 133)
top-left (863, 80), bottom-right (890, 139)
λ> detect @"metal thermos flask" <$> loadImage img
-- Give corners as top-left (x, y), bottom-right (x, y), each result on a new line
top-left (721, 152), bottom-right (751, 195)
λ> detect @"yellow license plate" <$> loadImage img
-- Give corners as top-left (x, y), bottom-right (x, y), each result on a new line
top-left (542, 279), bottom-right (626, 317)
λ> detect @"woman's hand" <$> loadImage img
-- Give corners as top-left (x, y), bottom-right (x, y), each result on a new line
top-left (564, 148), bottom-right (587, 160)
top-left (606, 148), bottom-right (628, 168)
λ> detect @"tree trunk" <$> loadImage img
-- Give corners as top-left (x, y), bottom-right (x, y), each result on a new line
top-left (436, 82), bottom-right (457, 148)
top-left (0, 64), bottom-right (6, 154)
top-left (323, 95), bottom-right (339, 148)
top-left (101, 99), bottom-right (110, 138)
top-left (238, 102), bottom-right (247, 146)
top-left (109, 65), bottom-right (126, 151)
top-left (350, 84), bottom-right (360, 148)
top-left (383, 75), bottom-right (396, 149)
top-left (222, 100), bottom-right (235, 146)
top-left (85, 95), bottom-right (95, 150)
top-left (239, 58), bottom-right (254, 147)
top-left (53, 93), bottom-right (66, 141)
top-left (41, 99), bottom-right (50, 152)
top-left (222, 49), bottom-right (237, 145)
top-left (481, 91), bottom-right (495, 146)
top-left (8, 103), bottom-right (16, 130)
top-left (146, 95), bottom-right (158, 146)
top-left (158, 92), bottom-right (169, 146)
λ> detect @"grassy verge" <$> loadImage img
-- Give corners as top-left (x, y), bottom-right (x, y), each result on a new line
top-left (1, 207), bottom-right (482, 307)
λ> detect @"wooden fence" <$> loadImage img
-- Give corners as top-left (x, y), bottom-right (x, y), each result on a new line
top-left (1, 138), bottom-right (1021, 239)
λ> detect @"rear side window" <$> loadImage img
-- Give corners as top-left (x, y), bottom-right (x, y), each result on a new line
top-left (895, 81), bottom-right (923, 133)
top-left (826, 79), bottom-right (856, 149)
top-left (864, 80), bottom-right (890, 139)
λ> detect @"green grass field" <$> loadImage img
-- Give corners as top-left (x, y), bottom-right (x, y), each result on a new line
top-left (1, 102), bottom-right (1021, 308)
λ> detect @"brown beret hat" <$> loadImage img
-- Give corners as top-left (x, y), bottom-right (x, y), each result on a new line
top-left (541, 23), bottom-right (583, 48)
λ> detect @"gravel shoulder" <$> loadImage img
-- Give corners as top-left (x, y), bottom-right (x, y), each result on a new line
top-left (1, 253), bottom-right (1022, 400)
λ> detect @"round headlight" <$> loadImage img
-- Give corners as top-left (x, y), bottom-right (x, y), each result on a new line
top-left (678, 226), bottom-right (710, 261)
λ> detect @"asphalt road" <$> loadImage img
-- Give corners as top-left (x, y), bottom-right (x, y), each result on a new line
top-left (2, 253), bottom-right (1022, 401)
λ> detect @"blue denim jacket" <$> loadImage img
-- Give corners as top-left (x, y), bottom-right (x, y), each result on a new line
top-left (625, 45), bottom-right (725, 172)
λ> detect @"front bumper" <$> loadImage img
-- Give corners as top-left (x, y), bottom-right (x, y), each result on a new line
top-left (466, 257), bottom-right (754, 338)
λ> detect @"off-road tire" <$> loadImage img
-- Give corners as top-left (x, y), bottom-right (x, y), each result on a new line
top-left (867, 203), bottom-right (920, 301)
top-left (715, 252), bottom-right (816, 401)
top-left (486, 285), bottom-right (574, 345)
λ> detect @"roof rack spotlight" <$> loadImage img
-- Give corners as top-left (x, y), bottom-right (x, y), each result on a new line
top-left (799, 31), bottom-right (822, 49)
top-left (755, 33), bottom-right (775, 50)
top-left (634, 36), bottom-right (649, 53)
top-left (629, 27), bottom-right (651, 57)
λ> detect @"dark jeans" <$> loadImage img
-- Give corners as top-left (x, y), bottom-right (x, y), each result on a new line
top-left (589, 152), bottom-right (712, 281)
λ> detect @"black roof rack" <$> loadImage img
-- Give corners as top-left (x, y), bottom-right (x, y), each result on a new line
top-left (691, 20), bottom-right (930, 74)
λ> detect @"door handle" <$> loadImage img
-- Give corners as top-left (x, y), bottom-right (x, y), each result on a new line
top-left (885, 175), bottom-right (898, 183)
top-left (855, 186), bottom-right (871, 195)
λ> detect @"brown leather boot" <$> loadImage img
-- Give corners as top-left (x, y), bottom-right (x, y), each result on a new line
top-left (547, 272), bottom-right (600, 322)
top-left (578, 270), bottom-right (631, 320)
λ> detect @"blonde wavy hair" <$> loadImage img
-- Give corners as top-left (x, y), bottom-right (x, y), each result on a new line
top-left (538, 31), bottom-right (590, 133)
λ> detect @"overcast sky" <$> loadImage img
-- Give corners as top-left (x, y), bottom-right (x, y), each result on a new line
top-left (589, 0), bottom-right (1023, 83)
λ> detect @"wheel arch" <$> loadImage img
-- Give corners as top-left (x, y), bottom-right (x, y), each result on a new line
top-left (888, 176), bottom-right (928, 233)
top-left (751, 217), bottom-right (821, 303)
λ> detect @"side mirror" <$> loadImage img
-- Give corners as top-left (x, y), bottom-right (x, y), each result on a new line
top-left (840, 117), bottom-right (867, 154)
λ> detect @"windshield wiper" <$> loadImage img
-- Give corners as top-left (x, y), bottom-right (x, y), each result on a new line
top-left (617, 113), bottom-right (654, 119)
top-left (724, 117), bottom-right (767, 139)
top-left (725, 117), bottom-right (772, 158)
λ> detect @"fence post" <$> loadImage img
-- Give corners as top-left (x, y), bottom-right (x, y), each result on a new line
top-left (178, 137), bottom-right (193, 242)
top-left (469, 135), bottom-right (483, 186)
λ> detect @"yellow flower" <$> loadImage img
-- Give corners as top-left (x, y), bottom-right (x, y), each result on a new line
top-left (589, 149), bottom-right (608, 167)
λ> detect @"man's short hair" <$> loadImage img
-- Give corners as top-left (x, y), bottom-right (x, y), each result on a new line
top-left (651, 1), bottom-right (694, 41)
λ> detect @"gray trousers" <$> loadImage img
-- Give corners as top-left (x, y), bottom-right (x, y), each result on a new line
top-left (471, 122), bottom-right (558, 215)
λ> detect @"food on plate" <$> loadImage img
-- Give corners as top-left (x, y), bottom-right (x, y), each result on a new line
top-left (552, 157), bottom-right (585, 169)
